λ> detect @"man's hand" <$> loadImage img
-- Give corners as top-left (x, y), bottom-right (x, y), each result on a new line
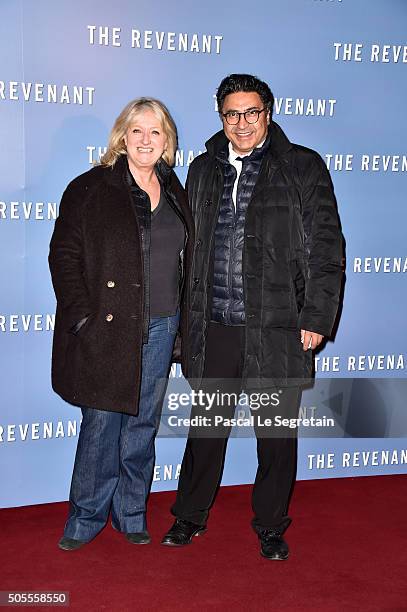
top-left (300, 329), bottom-right (324, 351)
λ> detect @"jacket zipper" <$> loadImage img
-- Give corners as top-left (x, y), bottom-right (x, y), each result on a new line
top-left (205, 166), bottom-right (223, 325)
top-left (226, 166), bottom-right (238, 323)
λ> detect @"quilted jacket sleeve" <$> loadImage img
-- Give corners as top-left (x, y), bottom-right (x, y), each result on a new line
top-left (297, 153), bottom-right (344, 337)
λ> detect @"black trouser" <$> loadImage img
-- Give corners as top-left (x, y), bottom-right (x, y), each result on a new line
top-left (171, 322), bottom-right (301, 534)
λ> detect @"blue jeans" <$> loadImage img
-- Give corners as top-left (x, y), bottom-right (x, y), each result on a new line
top-left (63, 312), bottom-right (179, 541)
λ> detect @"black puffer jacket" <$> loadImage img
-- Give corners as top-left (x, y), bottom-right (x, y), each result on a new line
top-left (211, 138), bottom-right (269, 325)
top-left (186, 121), bottom-right (343, 387)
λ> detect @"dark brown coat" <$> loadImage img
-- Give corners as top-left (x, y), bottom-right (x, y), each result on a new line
top-left (49, 155), bottom-right (194, 415)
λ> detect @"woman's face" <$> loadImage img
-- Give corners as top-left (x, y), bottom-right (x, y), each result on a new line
top-left (123, 109), bottom-right (168, 173)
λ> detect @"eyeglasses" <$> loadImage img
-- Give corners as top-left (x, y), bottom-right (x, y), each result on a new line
top-left (221, 108), bottom-right (266, 125)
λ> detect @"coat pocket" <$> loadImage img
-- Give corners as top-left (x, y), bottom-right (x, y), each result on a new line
top-left (69, 314), bottom-right (92, 335)
top-left (289, 251), bottom-right (306, 314)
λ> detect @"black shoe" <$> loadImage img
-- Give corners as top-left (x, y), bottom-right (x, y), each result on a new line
top-left (161, 519), bottom-right (207, 546)
top-left (58, 536), bottom-right (87, 551)
top-left (259, 529), bottom-right (289, 560)
top-left (112, 522), bottom-right (151, 544)
top-left (125, 531), bottom-right (151, 545)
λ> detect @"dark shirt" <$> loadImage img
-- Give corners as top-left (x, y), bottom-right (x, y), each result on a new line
top-left (150, 191), bottom-right (185, 317)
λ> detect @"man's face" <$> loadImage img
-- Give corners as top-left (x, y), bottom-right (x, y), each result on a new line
top-left (221, 91), bottom-right (269, 155)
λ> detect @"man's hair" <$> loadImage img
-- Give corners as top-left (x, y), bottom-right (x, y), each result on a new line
top-left (216, 74), bottom-right (274, 114)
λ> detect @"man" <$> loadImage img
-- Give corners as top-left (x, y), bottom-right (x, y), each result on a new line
top-left (161, 74), bottom-right (343, 559)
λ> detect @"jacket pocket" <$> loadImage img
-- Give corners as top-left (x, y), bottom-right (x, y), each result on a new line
top-left (289, 258), bottom-right (305, 313)
top-left (69, 315), bottom-right (91, 335)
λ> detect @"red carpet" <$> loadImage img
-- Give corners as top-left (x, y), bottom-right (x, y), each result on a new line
top-left (1, 475), bottom-right (407, 611)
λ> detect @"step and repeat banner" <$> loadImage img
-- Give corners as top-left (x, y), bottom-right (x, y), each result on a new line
top-left (1, 0), bottom-right (406, 507)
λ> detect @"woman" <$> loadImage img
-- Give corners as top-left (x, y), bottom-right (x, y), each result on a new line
top-left (49, 98), bottom-right (194, 550)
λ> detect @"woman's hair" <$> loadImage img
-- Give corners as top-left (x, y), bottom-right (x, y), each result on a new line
top-left (100, 97), bottom-right (178, 167)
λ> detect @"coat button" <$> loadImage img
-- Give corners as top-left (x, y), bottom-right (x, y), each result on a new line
top-left (204, 199), bottom-right (212, 207)
top-left (107, 280), bottom-right (115, 288)
top-left (196, 239), bottom-right (202, 247)
top-left (193, 277), bottom-right (199, 285)
top-left (106, 314), bottom-right (114, 322)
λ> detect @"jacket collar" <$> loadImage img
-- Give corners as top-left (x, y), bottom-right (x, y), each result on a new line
top-left (216, 130), bottom-right (272, 165)
top-left (104, 154), bottom-right (173, 189)
top-left (205, 120), bottom-right (293, 162)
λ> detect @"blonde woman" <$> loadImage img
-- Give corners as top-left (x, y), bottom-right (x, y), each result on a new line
top-left (49, 98), bottom-right (194, 550)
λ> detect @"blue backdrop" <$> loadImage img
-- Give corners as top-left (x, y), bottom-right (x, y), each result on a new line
top-left (1, 0), bottom-right (406, 507)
